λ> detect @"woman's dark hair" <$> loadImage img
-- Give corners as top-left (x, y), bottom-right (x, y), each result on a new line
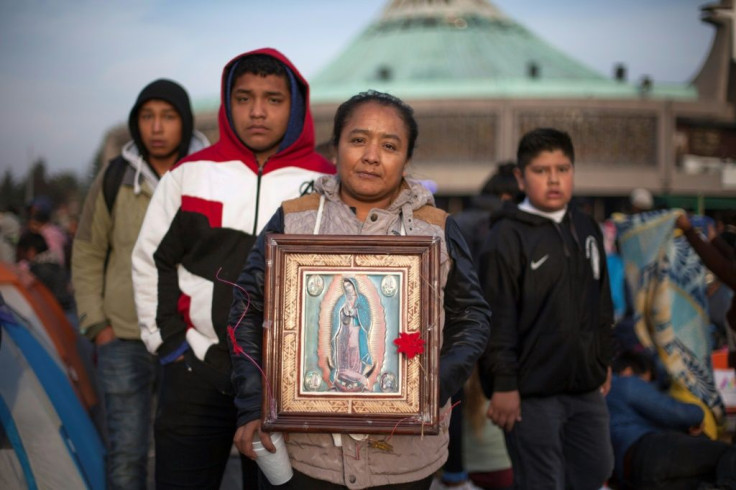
top-left (517, 127), bottom-right (575, 171)
top-left (331, 90), bottom-right (418, 159)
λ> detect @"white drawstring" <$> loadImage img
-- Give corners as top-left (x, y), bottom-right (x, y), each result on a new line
top-left (313, 195), bottom-right (325, 234)
top-left (133, 156), bottom-right (143, 195)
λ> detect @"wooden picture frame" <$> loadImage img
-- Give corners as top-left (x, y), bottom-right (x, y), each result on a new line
top-left (260, 234), bottom-right (441, 435)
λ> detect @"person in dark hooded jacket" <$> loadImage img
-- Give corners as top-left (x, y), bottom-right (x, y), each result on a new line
top-left (453, 161), bottom-right (519, 266)
top-left (72, 78), bottom-right (208, 489)
top-left (132, 49), bottom-right (335, 489)
top-left (478, 128), bottom-right (615, 489)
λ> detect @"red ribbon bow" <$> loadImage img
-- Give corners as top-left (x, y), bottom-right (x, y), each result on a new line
top-left (393, 332), bottom-right (425, 359)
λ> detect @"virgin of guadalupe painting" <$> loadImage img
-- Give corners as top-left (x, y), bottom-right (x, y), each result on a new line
top-left (300, 273), bottom-right (401, 395)
top-left (262, 235), bottom-right (441, 434)
top-left (330, 277), bottom-right (374, 391)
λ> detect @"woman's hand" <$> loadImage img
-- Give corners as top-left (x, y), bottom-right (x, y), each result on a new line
top-left (234, 419), bottom-right (276, 459)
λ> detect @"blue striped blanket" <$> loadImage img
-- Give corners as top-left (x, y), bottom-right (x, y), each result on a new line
top-left (613, 209), bottom-right (724, 435)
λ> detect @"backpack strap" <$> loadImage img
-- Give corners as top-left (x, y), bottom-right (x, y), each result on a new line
top-left (102, 158), bottom-right (127, 214)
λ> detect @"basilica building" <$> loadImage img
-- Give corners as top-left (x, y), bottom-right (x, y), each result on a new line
top-left (101, 0), bottom-right (736, 215)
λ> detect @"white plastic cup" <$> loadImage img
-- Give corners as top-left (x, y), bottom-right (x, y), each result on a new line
top-left (252, 432), bottom-right (293, 485)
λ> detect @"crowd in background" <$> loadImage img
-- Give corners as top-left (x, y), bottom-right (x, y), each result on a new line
top-left (0, 52), bottom-right (736, 489)
top-left (3, 155), bottom-right (734, 490)
top-left (1, 196), bottom-right (76, 322)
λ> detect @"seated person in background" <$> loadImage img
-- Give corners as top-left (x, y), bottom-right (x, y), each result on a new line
top-left (16, 230), bottom-right (75, 313)
top-left (607, 350), bottom-right (736, 489)
top-left (16, 231), bottom-right (74, 311)
top-left (26, 196), bottom-right (68, 267)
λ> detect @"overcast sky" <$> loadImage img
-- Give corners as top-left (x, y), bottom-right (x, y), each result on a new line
top-left (0, 0), bottom-right (715, 179)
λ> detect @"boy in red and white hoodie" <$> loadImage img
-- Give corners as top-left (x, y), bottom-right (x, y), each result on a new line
top-left (132, 48), bottom-right (335, 488)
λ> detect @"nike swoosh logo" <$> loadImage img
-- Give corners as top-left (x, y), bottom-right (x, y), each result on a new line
top-left (530, 255), bottom-right (549, 270)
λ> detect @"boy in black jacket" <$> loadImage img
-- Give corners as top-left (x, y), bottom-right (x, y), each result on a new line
top-left (478, 128), bottom-right (614, 489)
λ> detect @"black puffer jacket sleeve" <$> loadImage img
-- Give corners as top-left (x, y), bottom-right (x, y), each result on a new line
top-left (228, 208), bottom-right (285, 427)
top-left (439, 217), bottom-right (492, 404)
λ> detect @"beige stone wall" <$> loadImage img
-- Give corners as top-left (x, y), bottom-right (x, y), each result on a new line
top-left (101, 97), bottom-right (735, 198)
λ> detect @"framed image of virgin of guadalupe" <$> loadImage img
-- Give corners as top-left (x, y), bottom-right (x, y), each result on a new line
top-left (260, 234), bottom-right (441, 435)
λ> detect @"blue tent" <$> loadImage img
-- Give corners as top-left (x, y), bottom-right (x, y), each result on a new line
top-left (0, 299), bottom-right (105, 489)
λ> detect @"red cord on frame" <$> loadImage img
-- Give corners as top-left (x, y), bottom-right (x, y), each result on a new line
top-left (215, 268), bottom-right (273, 411)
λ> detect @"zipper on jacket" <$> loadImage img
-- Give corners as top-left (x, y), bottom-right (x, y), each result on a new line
top-left (553, 222), bottom-right (571, 257)
top-left (567, 217), bottom-right (581, 250)
top-left (566, 215), bottom-right (586, 390)
top-left (253, 164), bottom-right (264, 235)
top-left (553, 216), bottom-right (582, 388)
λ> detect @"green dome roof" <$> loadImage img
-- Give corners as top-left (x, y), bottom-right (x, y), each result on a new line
top-left (310, 0), bottom-right (696, 102)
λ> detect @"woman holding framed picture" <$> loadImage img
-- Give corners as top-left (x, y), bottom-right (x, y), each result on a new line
top-left (228, 90), bottom-right (491, 489)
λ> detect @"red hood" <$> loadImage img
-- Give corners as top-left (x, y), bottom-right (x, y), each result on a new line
top-left (179, 47), bottom-right (334, 176)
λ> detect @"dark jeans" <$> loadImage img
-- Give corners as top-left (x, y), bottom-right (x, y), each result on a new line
top-left (504, 390), bottom-right (613, 490)
top-left (154, 360), bottom-right (258, 489)
top-left (97, 338), bottom-right (158, 490)
top-left (625, 431), bottom-right (736, 490)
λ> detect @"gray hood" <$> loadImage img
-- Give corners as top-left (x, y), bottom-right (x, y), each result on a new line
top-left (314, 174), bottom-right (435, 213)
top-left (121, 129), bottom-right (210, 195)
